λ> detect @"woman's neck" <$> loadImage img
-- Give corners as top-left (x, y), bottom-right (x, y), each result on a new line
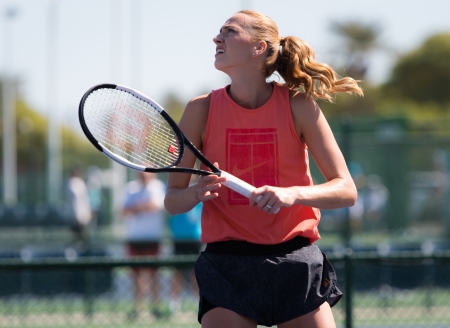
top-left (228, 80), bottom-right (273, 109)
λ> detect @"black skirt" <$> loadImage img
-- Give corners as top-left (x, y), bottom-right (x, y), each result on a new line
top-left (195, 236), bottom-right (342, 327)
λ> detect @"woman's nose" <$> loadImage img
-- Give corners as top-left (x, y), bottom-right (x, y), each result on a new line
top-left (213, 34), bottom-right (222, 44)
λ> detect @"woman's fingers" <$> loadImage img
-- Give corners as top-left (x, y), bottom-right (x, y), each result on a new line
top-left (196, 172), bottom-right (226, 201)
top-left (250, 186), bottom-right (290, 214)
top-left (250, 186), bottom-right (271, 208)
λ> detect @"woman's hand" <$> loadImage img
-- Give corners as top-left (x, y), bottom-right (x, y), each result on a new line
top-left (196, 162), bottom-right (226, 202)
top-left (249, 186), bottom-right (299, 214)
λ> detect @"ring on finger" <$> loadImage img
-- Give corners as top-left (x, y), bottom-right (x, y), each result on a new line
top-left (265, 204), bottom-right (272, 209)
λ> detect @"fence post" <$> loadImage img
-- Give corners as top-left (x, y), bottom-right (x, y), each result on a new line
top-left (344, 249), bottom-right (354, 328)
top-left (84, 269), bottom-right (94, 319)
top-left (423, 259), bottom-right (435, 309)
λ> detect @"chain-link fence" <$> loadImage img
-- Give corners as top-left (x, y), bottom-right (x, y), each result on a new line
top-left (0, 256), bottom-right (198, 328)
top-left (334, 250), bottom-right (450, 328)
top-left (1, 252), bottom-right (450, 328)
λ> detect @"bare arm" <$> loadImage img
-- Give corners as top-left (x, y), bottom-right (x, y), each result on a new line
top-left (123, 201), bottom-right (161, 216)
top-left (249, 92), bottom-right (357, 213)
top-left (123, 179), bottom-right (165, 217)
top-left (164, 94), bottom-right (226, 215)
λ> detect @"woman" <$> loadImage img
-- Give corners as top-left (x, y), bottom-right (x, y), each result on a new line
top-left (164, 10), bottom-right (362, 328)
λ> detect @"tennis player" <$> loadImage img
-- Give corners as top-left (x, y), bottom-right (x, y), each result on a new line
top-left (164, 10), bottom-right (362, 328)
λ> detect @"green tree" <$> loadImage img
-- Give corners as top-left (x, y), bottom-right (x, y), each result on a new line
top-left (0, 94), bottom-right (109, 204)
top-left (329, 20), bottom-right (383, 80)
top-left (163, 92), bottom-right (185, 123)
top-left (317, 20), bottom-right (384, 117)
top-left (382, 33), bottom-right (450, 105)
top-left (1, 86), bottom-right (110, 203)
top-left (12, 98), bottom-right (109, 172)
top-left (15, 99), bottom-right (47, 170)
top-left (61, 125), bottom-right (110, 172)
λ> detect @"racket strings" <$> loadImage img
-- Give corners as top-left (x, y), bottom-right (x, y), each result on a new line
top-left (83, 88), bottom-right (181, 168)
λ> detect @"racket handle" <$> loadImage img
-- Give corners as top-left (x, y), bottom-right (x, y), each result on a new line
top-left (220, 171), bottom-right (280, 214)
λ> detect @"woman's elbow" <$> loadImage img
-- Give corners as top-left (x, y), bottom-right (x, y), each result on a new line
top-left (164, 197), bottom-right (180, 216)
top-left (164, 189), bottom-right (177, 215)
top-left (345, 183), bottom-right (358, 207)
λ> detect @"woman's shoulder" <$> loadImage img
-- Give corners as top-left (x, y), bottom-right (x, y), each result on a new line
top-left (186, 84), bottom-right (230, 109)
top-left (288, 89), bottom-right (322, 138)
top-left (185, 93), bottom-right (212, 113)
top-left (274, 82), bottom-right (314, 107)
top-left (179, 93), bottom-right (212, 143)
top-left (289, 89), bottom-right (316, 109)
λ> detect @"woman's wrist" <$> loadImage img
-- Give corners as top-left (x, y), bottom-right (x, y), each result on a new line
top-left (291, 186), bottom-right (305, 206)
top-left (165, 185), bottom-right (200, 215)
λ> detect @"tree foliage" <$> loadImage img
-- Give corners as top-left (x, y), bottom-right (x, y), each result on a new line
top-left (319, 81), bottom-right (379, 118)
top-left (163, 92), bottom-right (186, 123)
top-left (15, 99), bottom-right (47, 170)
top-left (382, 33), bottom-right (450, 105)
top-left (329, 20), bottom-right (382, 80)
top-left (322, 31), bottom-right (450, 119)
top-left (0, 88), bottom-right (109, 174)
top-left (61, 124), bottom-right (110, 172)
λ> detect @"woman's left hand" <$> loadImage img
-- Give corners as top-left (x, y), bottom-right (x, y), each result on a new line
top-left (249, 186), bottom-right (298, 214)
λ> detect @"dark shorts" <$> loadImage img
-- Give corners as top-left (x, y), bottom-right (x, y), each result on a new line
top-left (195, 236), bottom-right (342, 327)
top-left (126, 241), bottom-right (159, 257)
top-left (126, 242), bottom-right (159, 274)
top-left (173, 241), bottom-right (204, 255)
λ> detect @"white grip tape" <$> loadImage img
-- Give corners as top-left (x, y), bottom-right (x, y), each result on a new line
top-left (220, 171), bottom-right (280, 214)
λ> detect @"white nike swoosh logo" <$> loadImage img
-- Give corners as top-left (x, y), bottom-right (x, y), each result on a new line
top-left (231, 161), bottom-right (269, 177)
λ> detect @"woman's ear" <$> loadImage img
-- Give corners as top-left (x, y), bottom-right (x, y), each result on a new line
top-left (253, 40), bottom-right (267, 56)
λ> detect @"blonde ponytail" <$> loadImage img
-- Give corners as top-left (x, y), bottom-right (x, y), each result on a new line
top-left (277, 36), bottom-right (363, 101)
top-left (238, 10), bottom-right (363, 102)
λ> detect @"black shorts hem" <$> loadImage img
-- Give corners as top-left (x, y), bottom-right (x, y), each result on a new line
top-left (195, 244), bottom-right (342, 327)
top-left (198, 296), bottom-right (341, 327)
top-left (198, 296), bottom-right (218, 324)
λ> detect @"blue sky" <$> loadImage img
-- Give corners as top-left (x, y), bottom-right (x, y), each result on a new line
top-left (1, 0), bottom-right (450, 131)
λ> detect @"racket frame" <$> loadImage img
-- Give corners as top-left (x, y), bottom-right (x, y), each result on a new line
top-left (78, 83), bottom-right (220, 176)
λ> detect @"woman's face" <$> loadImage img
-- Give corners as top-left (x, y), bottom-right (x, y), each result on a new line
top-left (213, 13), bottom-right (257, 73)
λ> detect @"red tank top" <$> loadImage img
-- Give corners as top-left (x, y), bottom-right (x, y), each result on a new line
top-left (201, 82), bottom-right (321, 244)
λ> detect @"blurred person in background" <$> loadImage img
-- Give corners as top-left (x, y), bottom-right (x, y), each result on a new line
top-left (348, 162), bottom-right (367, 232)
top-left (122, 171), bottom-right (166, 319)
top-left (421, 150), bottom-right (449, 221)
top-left (364, 174), bottom-right (389, 226)
top-left (168, 176), bottom-right (204, 313)
top-left (86, 166), bottom-right (103, 229)
top-left (66, 165), bottom-right (92, 250)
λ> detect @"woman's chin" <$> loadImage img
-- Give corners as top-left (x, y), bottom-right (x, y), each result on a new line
top-left (214, 61), bottom-right (228, 73)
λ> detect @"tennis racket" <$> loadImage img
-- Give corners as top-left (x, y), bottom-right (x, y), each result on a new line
top-left (78, 83), bottom-right (279, 213)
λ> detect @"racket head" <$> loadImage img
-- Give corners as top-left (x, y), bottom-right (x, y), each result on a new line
top-left (78, 83), bottom-right (185, 172)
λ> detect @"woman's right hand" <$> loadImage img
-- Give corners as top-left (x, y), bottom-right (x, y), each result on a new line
top-left (196, 162), bottom-right (226, 201)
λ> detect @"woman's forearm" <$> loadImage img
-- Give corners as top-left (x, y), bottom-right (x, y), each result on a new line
top-left (164, 184), bottom-right (201, 215)
top-left (293, 178), bottom-right (357, 209)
